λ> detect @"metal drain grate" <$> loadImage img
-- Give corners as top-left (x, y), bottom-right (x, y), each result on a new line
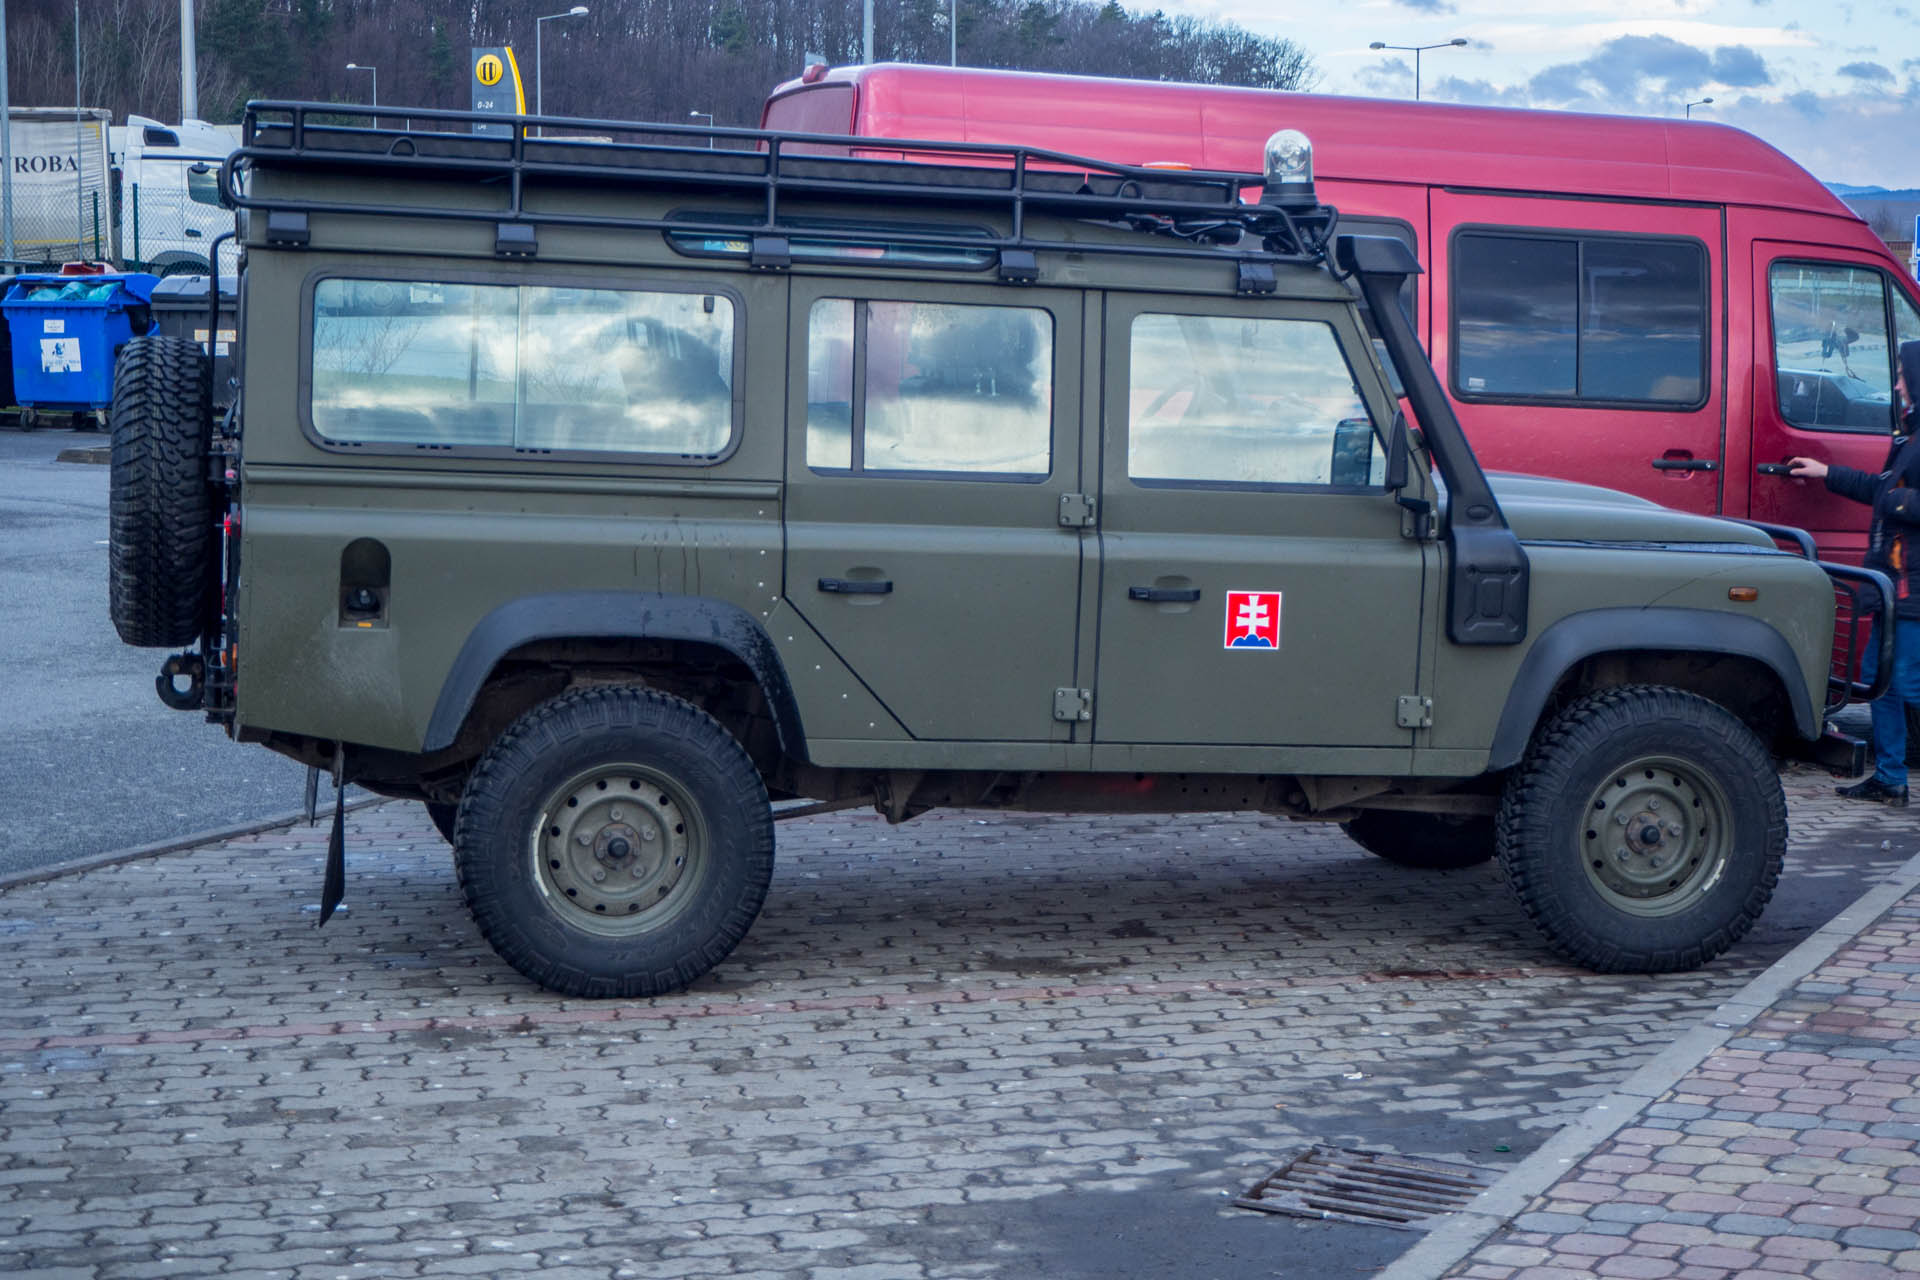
top-left (1234, 1145), bottom-right (1499, 1231)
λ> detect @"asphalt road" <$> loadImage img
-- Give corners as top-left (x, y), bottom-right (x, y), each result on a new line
top-left (0, 424), bottom-right (313, 876)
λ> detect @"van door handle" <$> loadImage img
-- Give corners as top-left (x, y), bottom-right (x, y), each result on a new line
top-left (1128, 586), bottom-right (1202, 603)
top-left (1756, 463), bottom-right (1795, 476)
top-left (183, 228), bottom-right (203, 238)
top-left (1650, 458), bottom-right (1718, 472)
top-left (818, 577), bottom-right (892, 595)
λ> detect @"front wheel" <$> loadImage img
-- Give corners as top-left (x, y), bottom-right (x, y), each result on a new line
top-left (455, 686), bottom-right (775, 998)
top-left (1497, 685), bottom-right (1784, 973)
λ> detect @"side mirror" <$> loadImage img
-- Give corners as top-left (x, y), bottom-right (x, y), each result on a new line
top-left (1385, 410), bottom-right (1410, 491)
top-left (1330, 417), bottom-right (1375, 486)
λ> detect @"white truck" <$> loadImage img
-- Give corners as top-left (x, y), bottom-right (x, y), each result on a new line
top-left (108, 115), bottom-right (239, 276)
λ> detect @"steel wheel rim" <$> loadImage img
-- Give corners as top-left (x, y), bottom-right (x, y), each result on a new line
top-left (530, 762), bottom-right (707, 936)
top-left (1579, 754), bottom-right (1732, 918)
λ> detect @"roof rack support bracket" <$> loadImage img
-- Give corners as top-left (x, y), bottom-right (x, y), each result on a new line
top-left (1236, 261), bottom-right (1277, 295)
top-left (494, 223), bottom-right (537, 258)
top-left (264, 210), bottom-right (309, 247)
top-left (750, 236), bottom-right (791, 271)
top-left (998, 249), bottom-right (1039, 284)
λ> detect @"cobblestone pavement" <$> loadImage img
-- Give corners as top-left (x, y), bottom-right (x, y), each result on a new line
top-left (0, 764), bottom-right (1910, 1279)
top-left (1420, 858), bottom-right (1920, 1280)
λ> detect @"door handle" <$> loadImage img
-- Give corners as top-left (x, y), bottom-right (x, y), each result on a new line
top-left (1756, 463), bottom-right (1795, 476)
top-left (1128, 586), bottom-right (1202, 603)
top-left (818, 577), bottom-right (892, 595)
top-left (1650, 458), bottom-right (1718, 472)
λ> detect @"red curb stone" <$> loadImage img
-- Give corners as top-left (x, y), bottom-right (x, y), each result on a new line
top-left (1595, 1258), bottom-right (1679, 1278)
top-left (1557, 1234), bottom-right (1633, 1257)
top-left (1679, 1245), bottom-right (1762, 1269)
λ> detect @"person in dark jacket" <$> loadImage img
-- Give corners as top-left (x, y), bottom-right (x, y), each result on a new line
top-left (1789, 338), bottom-right (1920, 804)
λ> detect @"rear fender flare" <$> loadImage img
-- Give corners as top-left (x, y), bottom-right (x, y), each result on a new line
top-left (1486, 607), bottom-right (1816, 770)
top-left (423, 591), bottom-right (806, 760)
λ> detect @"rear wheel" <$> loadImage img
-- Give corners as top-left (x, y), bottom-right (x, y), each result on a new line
top-left (108, 336), bottom-right (213, 647)
top-left (454, 686), bottom-right (775, 998)
top-left (1341, 810), bottom-right (1495, 870)
top-left (1496, 685), bottom-right (1783, 973)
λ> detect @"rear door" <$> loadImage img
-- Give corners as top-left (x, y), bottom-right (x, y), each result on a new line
top-left (782, 277), bottom-right (1087, 742)
top-left (1748, 244), bottom-right (1920, 561)
top-left (1429, 193), bottom-right (1724, 514)
top-left (1091, 292), bottom-right (1432, 752)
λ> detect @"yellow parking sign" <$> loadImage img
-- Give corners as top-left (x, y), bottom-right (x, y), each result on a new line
top-left (470, 46), bottom-right (525, 136)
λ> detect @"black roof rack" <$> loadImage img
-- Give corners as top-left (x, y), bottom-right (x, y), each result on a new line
top-left (225, 101), bottom-right (1339, 277)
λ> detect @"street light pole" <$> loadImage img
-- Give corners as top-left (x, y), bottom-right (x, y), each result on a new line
top-left (536, 6), bottom-right (590, 125)
top-left (951, 0), bottom-right (957, 66)
top-left (345, 62), bottom-right (376, 127)
top-left (689, 110), bottom-right (714, 149)
top-left (1684, 97), bottom-right (1713, 118)
top-left (1367, 37), bottom-right (1468, 102)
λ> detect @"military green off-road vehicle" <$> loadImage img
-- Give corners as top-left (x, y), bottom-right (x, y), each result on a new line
top-left (107, 103), bottom-right (1884, 998)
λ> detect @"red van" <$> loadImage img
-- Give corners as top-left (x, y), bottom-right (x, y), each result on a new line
top-left (763, 63), bottom-right (1920, 560)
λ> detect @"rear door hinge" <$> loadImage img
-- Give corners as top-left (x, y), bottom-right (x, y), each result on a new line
top-left (1053, 688), bottom-right (1093, 722)
top-left (1058, 492), bottom-right (1097, 528)
top-left (1395, 695), bottom-right (1433, 729)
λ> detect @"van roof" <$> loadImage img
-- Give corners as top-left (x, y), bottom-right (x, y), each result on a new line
top-left (766, 63), bottom-right (1854, 219)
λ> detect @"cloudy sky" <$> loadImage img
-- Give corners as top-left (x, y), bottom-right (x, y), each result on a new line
top-left (1160, 1), bottom-right (1920, 191)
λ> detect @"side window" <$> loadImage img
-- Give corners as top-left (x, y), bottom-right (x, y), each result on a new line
top-left (186, 165), bottom-right (222, 207)
top-left (1453, 231), bottom-right (1706, 406)
top-left (311, 279), bottom-right (736, 457)
top-left (805, 298), bottom-right (1053, 478)
top-left (1769, 263), bottom-right (1895, 432)
top-left (1128, 312), bottom-right (1381, 489)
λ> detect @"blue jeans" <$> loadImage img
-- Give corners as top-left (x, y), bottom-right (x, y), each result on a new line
top-left (1861, 617), bottom-right (1920, 787)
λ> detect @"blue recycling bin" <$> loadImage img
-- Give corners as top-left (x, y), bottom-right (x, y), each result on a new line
top-left (2, 271), bottom-right (159, 417)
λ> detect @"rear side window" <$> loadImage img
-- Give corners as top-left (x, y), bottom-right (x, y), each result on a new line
top-left (1452, 231), bottom-right (1706, 407)
top-left (805, 298), bottom-right (1053, 479)
top-left (310, 279), bottom-right (737, 458)
top-left (1768, 262), bottom-right (1899, 433)
top-left (1128, 313), bottom-right (1381, 489)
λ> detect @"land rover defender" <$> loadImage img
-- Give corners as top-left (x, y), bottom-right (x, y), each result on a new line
top-left (106, 104), bottom-right (1885, 997)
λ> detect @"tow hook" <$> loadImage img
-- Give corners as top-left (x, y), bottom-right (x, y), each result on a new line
top-left (156, 653), bottom-right (205, 710)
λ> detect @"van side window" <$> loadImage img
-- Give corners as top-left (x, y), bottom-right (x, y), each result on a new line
top-left (310, 279), bottom-right (737, 458)
top-left (1453, 232), bottom-right (1706, 407)
top-left (1768, 263), bottom-right (1896, 433)
top-left (805, 298), bottom-right (1052, 478)
top-left (1128, 313), bottom-right (1381, 489)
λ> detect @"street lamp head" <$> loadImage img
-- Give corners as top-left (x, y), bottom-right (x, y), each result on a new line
top-left (569, 5), bottom-right (588, 14)
top-left (1449, 38), bottom-right (1468, 47)
top-left (1369, 41), bottom-right (1386, 50)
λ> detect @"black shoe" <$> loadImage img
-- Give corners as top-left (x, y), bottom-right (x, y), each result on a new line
top-left (1837, 777), bottom-right (1910, 806)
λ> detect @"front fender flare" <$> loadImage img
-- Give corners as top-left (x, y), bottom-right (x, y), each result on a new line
top-left (1486, 607), bottom-right (1817, 771)
top-left (422, 591), bottom-right (806, 760)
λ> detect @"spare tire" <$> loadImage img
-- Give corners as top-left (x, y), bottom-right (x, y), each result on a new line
top-left (109, 336), bottom-right (214, 647)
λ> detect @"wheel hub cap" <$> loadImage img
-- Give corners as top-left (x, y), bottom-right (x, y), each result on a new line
top-left (1582, 759), bottom-right (1730, 915)
top-left (535, 766), bottom-right (700, 932)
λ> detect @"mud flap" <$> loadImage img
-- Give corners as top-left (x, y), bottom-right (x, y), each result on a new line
top-left (318, 744), bottom-right (346, 926)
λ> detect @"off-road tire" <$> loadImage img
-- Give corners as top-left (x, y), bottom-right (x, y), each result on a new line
top-left (1496, 685), bottom-right (1784, 973)
top-left (108, 336), bottom-right (213, 647)
top-left (1341, 810), bottom-right (1495, 870)
top-left (425, 802), bottom-right (458, 845)
top-left (454, 686), bottom-right (775, 998)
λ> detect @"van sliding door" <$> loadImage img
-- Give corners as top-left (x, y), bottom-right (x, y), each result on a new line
top-left (1430, 193), bottom-right (1725, 516)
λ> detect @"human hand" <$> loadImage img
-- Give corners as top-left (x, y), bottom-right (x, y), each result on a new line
top-left (1786, 457), bottom-right (1828, 480)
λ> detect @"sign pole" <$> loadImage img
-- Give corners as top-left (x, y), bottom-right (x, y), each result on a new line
top-left (0, 0), bottom-right (14, 263)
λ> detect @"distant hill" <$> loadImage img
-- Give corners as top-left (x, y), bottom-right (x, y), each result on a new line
top-left (1830, 183), bottom-right (1920, 201)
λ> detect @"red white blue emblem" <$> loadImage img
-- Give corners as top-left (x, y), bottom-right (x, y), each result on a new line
top-left (1224, 590), bottom-right (1281, 649)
